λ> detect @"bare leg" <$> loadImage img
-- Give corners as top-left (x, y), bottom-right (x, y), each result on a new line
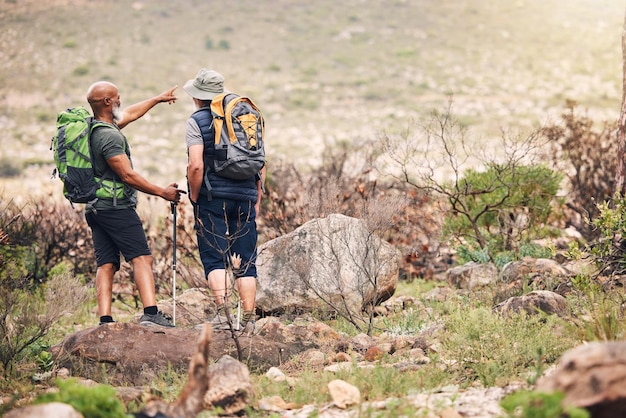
top-left (96, 263), bottom-right (116, 317)
top-left (207, 269), bottom-right (229, 306)
top-left (236, 277), bottom-right (256, 312)
top-left (130, 254), bottom-right (157, 308)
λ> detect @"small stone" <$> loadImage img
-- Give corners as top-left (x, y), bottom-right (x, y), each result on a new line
top-left (328, 379), bottom-right (360, 409)
top-left (266, 366), bottom-right (286, 381)
top-left (335, 352), bottom-right (352, 362)
top-left (364, 346), bottom-right (384, 362)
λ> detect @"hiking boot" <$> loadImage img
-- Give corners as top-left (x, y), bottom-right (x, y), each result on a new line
top-left (236, 310), bottom-right (256, 335)
top-left (98, 320), bottom-right (116, 326)
top-left (196, 305), bottom-right (232, 331)
top-left (237, 320), bottom-right (256, 336)
top-left (208, 312), bottom-right (232, 330)
top-left (140, 311), bottom-right (175, 328)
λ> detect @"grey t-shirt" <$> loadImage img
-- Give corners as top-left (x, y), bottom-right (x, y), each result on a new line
top-left (87, 123), bottom-right (138, 211)
top-left (185, 115), bottom-right (203, 150)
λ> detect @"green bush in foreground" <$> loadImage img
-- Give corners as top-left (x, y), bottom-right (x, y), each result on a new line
top-left (34, 378), bottom-right (128, 418)
top-left (501, 390), bottom-right (589, 418)
top-left (0, 268), bottom-right (88, 377)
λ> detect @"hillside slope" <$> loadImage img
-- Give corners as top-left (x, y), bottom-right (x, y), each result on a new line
top-left (0, 0), bottom-right (623, 192)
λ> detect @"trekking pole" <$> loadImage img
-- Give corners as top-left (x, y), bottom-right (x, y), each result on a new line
top-left (171, 202), bottom-right (178, 325)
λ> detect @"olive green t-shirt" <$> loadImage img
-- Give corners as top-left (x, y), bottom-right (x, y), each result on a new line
top-left (87, 122), bottom-right (138, 212)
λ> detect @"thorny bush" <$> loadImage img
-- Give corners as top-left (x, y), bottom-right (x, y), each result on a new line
top-left (542, 100), bottom-right (618, 242)
top-left (261, 142), bottom-right (445, 279)
top-left (0, 196), bottom-right (94, 281)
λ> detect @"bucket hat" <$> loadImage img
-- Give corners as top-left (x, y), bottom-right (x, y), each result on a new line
top-left (183, 69), bottom-right (228, 100)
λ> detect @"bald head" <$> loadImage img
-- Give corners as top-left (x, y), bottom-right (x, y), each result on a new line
top-left (87, 81), bottom-right (118, 104)
top-left (86, 81), bottom-right (122, 123)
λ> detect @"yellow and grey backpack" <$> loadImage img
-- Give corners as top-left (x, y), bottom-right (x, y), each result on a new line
top-left (209, 93), bottom-right (265, 180)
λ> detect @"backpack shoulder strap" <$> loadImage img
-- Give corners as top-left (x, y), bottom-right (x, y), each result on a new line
top-left (88, 121), bottom-right (123, 182)
top-left (90, 120), bottom-right (116, 131)
top-left (210, 93), bottom-right (237, 145)
top-left (209, 93), bottom-right (229, 119)
top-left (223, 95), bottom-right (264, 147)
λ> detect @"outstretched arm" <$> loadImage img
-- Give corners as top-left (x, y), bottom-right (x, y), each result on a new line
top-left (118, 85), bottom-right (178, 129)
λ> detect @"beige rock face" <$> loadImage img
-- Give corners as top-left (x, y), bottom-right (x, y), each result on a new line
top-left (204, 355), bottom-right (254, 415)
top-left (536, 341), bottom-right (626, 418)
top-left (494, 290), bottom-right (567, 316)
top-left (4, 402), bottom-right (83, 418)
top-left (446, 262), bottom-right (498, 290)
top-left (328, 379), bottom-right (361, 409)
top-left (256, 214), bottom-right (401, 315)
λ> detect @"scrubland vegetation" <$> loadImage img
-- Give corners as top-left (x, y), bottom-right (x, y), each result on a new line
top-left (2, 102), bottom-right (626, 416)
top-left (2, 0), bottom-right (626, 416)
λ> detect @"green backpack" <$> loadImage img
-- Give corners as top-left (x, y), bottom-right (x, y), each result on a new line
top-left (51, 107), bottom-right (124, 205)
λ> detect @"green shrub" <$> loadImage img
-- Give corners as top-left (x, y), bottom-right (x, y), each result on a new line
top-left (204, 36), bottom-right (231, 50)
top-left (380, 307), bottom-right (428, 336)
top-left (0, 157), bottom-right (22, 177)
top-left (0, 270), bottom-right (88, 376)
top-left (34, 378), bottom-right (127, 418)
top-left (35, 350), bottom-right (54, 372)
top-left (443, 163), bottom-right (562, 264)
top-left (458, 241), bottom-right (555, 269)
top-left (72, 64), bottom-right (89, 76)
top-left (501, 390), bottom-right (589, 418)
top-left (204, 37), bottom-right (214, 49)
top-left (26, 340), bottom-right (53, 372)
top-left (567, 274), bottom-right (626, 341)
top-left (588, 194), bottom-right (626, 276)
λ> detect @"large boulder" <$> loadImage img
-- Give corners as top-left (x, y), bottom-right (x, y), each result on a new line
top-left (536, 341), bottom-right (626, 417)
top-left (494, 257), bottom-right (572, 303)
top-left (204, 355), bottom-right (254, 415)
top-left (500, 257), bottom-right (569, 285)
top-left (256, 214), bottom-right (401, 316)
top-left (51, 323), bottom-right (197, 386)
top-left (494, 290), bottom-right (567, 316)
top-left (49, 316), bottom-right (350, 386)
top-left (446, 262), bottom-right (498, 290)
top-left (50, 322), bottom-right (296, 385)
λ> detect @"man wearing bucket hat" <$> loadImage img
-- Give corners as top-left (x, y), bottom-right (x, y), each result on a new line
top-left (184, 69), bottom-right (264, 333)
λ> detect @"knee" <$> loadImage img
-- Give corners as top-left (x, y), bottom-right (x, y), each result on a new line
top-left (237, 276), bottom-right (257, 289)
top-left (132, 254), bottom-right (154, 268)
top-left (98, 263), bottom-right (118, 274)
